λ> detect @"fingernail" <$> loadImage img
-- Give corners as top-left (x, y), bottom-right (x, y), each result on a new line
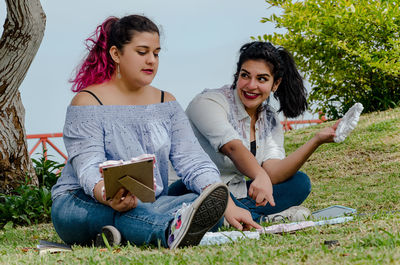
top-left (121, 197), bottom-right (125, 201)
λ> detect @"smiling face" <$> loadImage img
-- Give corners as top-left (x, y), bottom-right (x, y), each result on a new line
top-left (110, 31), bottom-right (161, 89)
top-left (236, 59), bottom-right (281, 117)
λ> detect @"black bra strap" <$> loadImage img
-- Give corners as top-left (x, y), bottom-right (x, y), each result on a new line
top-left (80, 90), bottom-right (103, 105)
top-left (161, 90), bottom-right (165, 103)
top-left (80, 90), bottom-right (163, 105)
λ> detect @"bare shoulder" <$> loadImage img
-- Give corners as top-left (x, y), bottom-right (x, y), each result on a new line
top-left (162, 91), bottom-right (176, 102)
top-left (70, 85), bottom-right (104, 106)
top-left (149, 86), bottom-right (176, 102)
top-left (70, 92), bottom-right (98, 106)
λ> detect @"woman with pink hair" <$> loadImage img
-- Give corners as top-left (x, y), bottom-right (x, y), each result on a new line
top-left (50, 14), bottom-right (237, 249)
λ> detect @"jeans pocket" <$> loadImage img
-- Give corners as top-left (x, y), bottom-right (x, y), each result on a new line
top-left (69, 189), bottom-right (97, 204)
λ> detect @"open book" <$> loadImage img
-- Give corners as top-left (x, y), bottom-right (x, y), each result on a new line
top-left (99, 154), bottom-right (156, 202)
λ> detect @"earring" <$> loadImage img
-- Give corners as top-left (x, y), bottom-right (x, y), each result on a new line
top-left (116, 64), bottom-right (121, 79)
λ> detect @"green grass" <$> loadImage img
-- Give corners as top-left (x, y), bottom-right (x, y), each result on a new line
top-left (1, 108), bottom-right (399, 264)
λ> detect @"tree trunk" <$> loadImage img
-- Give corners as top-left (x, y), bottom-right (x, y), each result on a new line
top-left (0, 0), bottom-right (46, 193)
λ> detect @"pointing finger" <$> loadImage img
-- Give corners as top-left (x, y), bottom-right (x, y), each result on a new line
top-left (229, 218), bottom-right (243, 231)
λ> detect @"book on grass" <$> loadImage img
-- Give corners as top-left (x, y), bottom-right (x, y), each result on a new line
top-left (37, 240), bottom-right (72, 254)
top-left (99, 154), bottom-right (156, 202)
top-left (312, 205), bottom-right (357, 219)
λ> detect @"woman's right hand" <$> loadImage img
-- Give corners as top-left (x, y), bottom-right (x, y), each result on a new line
top-left (224, 197), bottom-right (261, 231)
top-left (248, 172), bottom-right (275, 207)
top-left (219, 140), bottom-right (275, 207)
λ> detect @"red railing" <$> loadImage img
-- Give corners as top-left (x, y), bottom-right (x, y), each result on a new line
top-left (27, 133), bottom-right (67, 162)
top-left (26, 117), bottom-right (326, 161)
top-left (281, 116), bottom-right (327, 131)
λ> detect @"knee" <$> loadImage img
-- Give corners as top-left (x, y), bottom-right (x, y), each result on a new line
top-left (51, 198), bottom-right (76, 244)
top-left (292, 171), bottom-right (312, 200)
top-left (168, 179), bottom-right (190, 196)
top-left (51, 193), bottom-right (104, 245)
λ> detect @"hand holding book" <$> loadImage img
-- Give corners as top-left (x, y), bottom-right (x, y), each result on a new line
top-left (99, 154), bottom-right (157, 203)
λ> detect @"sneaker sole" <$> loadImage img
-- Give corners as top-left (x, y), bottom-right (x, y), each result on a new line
top-left (170, 183), bottom-right (229, 249)
top-left (95, 225), bottom-right (121, 247)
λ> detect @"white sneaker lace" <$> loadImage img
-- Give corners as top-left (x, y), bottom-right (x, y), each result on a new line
top-left (175, 203), bottom-right (189, 217)
top-left (168, 202), bottom-right (192, 247)
top-left (263, 206), bottom-right (311, 223)
top-left (170, 203), bottom-right (190, 231)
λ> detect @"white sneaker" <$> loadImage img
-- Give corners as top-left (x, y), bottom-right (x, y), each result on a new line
top-left (167, 183), bottom-right (229, 249)
top-left (334, 102), bottom-right (364, 143)
top-left (262, 206), bottom-right (311, 223)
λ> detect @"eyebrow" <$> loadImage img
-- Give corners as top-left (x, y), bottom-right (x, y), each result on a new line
top-left (136, 45), bottom-right (161, 51)
top-left (240, 68), bottom-right (270, 77)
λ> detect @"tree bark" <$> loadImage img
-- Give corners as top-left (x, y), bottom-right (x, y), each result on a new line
top-left (0, 0), bottom-right (46, 193)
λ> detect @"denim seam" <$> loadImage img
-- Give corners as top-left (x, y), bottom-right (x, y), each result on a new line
top-left (121, 212), bottom-right (171, 230)
top-left (69, 190), bottom-right (103, 208)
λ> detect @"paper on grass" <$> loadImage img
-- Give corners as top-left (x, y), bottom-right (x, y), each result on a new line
top-left (334, 102), bottom-right (364, 143)
top-left (199, 217), bottom-right (353, 246)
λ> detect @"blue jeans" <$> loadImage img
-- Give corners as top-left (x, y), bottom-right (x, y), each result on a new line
top-left (51, 189), bottom-right (199, 247)
top-left (168, 171), bottom-right (311, 222)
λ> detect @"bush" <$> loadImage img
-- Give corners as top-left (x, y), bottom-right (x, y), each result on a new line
top-left (0, 179), bottom-right (52, 226)
top-left (0, 154), bottom-right (63, 228)
top-left (32, 154), bottom-right (64, 190)
top-left (256, 0), bottom-right (400, 119)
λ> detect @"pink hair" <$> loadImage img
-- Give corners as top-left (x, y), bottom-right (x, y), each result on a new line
top-left (70, 17), bottom-right (118, 92)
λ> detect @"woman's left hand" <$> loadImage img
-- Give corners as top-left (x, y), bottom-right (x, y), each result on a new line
top-left (315, 120), bottom-right (340, 144)
top-left (109, 188), bottom-right (138, 212)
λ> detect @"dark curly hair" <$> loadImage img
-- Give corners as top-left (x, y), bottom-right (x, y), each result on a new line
top-left (232, 41), bottom-right (308, 118)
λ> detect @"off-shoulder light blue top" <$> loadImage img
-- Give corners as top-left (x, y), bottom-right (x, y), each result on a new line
top-left (51, 101), bottom-right (221, 201)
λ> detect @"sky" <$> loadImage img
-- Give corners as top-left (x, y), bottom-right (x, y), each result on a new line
top-left (0, 0), bottom-right (311, 161)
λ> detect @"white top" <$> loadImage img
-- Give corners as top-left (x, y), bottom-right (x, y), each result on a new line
top-left (186, 85), bottom-right (285, 199)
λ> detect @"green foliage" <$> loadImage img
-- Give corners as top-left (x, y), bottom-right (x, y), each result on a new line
top-left (0, 153), bottom-right (63, 228)
top-left (31, 153), bottom-right (64, 189)
top-left (256, 0), bottom-right (400, 119)
top-left (0, 178), bottom-right (52, 227)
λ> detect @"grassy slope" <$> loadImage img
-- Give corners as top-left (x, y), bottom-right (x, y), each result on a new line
top-left (0, 108), bottom-right (399, 264)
